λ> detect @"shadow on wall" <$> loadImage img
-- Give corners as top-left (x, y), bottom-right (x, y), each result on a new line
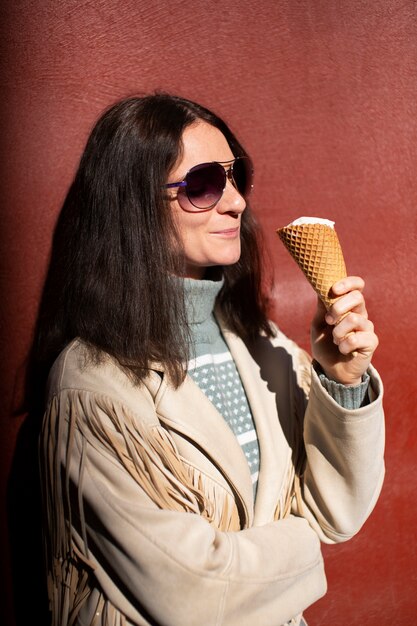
top-left (7, 407), bottom-right (50, 625)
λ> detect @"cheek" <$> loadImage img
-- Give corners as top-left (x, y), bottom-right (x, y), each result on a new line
top-left (173, 209), bottom-right (208, 245)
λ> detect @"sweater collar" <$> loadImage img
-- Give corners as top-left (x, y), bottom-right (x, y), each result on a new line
top-left (182, 277), bottom-right (224, 326)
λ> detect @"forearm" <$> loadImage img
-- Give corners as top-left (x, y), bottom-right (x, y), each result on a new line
top-left (298, 364), bottom-right (385, 543)
top-left (78, 444), bottom-right (326, 626)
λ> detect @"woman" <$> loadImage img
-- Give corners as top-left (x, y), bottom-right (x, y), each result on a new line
top-left (35, 93), bottom-right (384, 626)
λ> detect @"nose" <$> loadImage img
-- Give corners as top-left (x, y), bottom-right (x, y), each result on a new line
top-left (216, 179), bottom-right (246, 214)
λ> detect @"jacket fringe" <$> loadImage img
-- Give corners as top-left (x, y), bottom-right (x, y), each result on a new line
top-left (40, 389), bottom-right (242, 625)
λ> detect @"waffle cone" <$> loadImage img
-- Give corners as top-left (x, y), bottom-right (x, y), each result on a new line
top-left (277, 222), bottom-right (347, 309)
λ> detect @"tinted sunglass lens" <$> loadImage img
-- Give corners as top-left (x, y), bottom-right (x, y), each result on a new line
top-left (186, 163), bottom-right (225, 209)
top-left (232, 158), bottom-right (253, 197)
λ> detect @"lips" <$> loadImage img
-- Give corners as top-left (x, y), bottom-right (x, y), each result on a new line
top-left (210, 227), bottom-right (240, 236)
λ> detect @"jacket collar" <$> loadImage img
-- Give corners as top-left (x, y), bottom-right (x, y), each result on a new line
top-left (155, 371), bottom-right (254, 525)
top-left (220, 322), bottom-right (292, 525)
top-left (156, 315), bottom-right (293, 527)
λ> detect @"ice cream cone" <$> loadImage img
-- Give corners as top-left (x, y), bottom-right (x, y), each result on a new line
top-left (277, 217), bottom-right (347, 310)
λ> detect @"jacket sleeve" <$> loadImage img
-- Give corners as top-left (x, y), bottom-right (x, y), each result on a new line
top-left (43, 387), bottom-right (327, 626)
top-left (296, 363), bottom-right (385, 543)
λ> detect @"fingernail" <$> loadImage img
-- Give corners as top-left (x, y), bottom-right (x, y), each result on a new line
top-left (325, 313), bottom-right (334, 324)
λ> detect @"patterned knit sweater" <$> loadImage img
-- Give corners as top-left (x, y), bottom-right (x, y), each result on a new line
top-left (184, 277), bottom-right (261, 495)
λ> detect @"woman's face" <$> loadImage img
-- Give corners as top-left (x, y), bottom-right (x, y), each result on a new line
top-left (167, 121), bottom-right (246, 279)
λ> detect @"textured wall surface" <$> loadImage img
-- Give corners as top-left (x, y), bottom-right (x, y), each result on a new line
top-left (1, 1), bottom-right (417, 624)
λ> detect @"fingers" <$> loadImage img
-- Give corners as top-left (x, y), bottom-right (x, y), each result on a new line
top-left (326, 276), bottom-right (367, 324)
top-left (325, 292), bottom-right (367, 324)
top-left (331, 313), bottom-right (378, 356)
top-left (331, 276), bottom-right (365, 296)
top-left (324, 276), bottom-right (378, 359)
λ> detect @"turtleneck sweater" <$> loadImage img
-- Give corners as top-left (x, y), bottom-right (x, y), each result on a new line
top-left (183, 277), bottom-right (261, 495)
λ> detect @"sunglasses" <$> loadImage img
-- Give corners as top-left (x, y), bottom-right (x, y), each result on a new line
top-left (164, 157), bottom-right (253, 211)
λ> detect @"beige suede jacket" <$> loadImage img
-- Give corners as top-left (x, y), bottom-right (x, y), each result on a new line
top-left (40, 321), bottom-right (385, 626)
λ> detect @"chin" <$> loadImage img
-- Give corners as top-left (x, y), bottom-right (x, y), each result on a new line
top-left (216, 247), bottom-right (242, 267)
top-left (221, 252), bottom-right (241, 266)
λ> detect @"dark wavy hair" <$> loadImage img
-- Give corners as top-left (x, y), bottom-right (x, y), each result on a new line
top-left (32, 92), bottom-right (274, 389)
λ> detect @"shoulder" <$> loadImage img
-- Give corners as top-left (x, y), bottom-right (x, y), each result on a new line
top-left (46, 339), bottom-right (164, 412)
top-left (261, 321), bottom-right (312, 397)
top-left (268, 320), bottom-right (311, 368)
top-left (218, 316), bottom-right (312, 397)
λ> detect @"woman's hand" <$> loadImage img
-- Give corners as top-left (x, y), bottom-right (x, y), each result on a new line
top-left (311, 276), bottom-right (379, 386)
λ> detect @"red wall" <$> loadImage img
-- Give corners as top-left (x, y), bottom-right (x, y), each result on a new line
top-left (1, 2), bottom-right (417, 624)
